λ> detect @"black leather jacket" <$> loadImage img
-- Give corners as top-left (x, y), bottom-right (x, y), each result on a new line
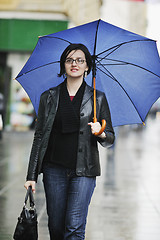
top-left (26, 83), bottom-right (115, 182)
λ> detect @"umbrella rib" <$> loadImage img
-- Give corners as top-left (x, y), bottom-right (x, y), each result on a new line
top-left (93, 19), bottom-right (101, 56)
top-left (96, 66), bottom-right (115, 81)
top-left (96, 65), bottom-right (144, 123)
top-left (96, 39), bottom-right (154, 59)
top-left (92, 19), bottom-right (101, 79)
top-left (96, 58), bottom-right (117, 81)
top-left (98, 57), bottom-right (160, 79)
top-left (42, 36), bottom-right (72, 44)
top-left (17, 61), bottom-right (60, 78)
top-left (97, 61), bottom-right (126, 66)
top-left (98, 45), bottom-right (121, 60)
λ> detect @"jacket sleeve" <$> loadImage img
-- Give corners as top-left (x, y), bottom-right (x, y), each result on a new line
top-left (97, 92), bottom-right (115, 147)
top-left (26, 94), bottom-right (46, 182)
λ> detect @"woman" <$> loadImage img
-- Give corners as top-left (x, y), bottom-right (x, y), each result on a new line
top-left (24, 43), bottom-right (115, 240)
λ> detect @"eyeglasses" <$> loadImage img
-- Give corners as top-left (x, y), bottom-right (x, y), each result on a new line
top-left (65, 58), bottom-right (86, 65)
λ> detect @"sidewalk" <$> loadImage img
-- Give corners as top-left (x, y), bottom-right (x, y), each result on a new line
top-left (0, 116), bottom-right (160, 240)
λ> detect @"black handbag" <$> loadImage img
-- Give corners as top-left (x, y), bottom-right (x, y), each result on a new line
top-left (13, 186), bottom-right (38, 240)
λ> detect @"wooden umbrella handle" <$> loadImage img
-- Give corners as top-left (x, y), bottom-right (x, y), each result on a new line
top-left (93, 119), bottom-right (106, 136)
top-left (92, 77), bottom-right (106, 135)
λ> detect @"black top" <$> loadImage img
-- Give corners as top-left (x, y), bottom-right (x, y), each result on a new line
top-left (44, 80), bottom-right (86, 169)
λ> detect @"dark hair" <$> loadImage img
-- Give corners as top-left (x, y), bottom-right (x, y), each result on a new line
top-left (58, 43), bottom-right (93, 77)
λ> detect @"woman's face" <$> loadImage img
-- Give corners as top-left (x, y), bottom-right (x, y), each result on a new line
top-left (64, 50), bottom-right (88, 79)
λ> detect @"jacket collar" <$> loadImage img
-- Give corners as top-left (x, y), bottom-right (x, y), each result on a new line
top-left (81, 84), bottom-right (93, 109)
top-left (49, 84), bottom-right (61, 111)
top-left (49, 82), bottom-right (93, 110)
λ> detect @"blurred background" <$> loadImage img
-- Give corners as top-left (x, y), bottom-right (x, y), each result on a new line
top-left (0, 0), bottom-right (160, 131)
top-left (1, 1), bottom-right (160, 240)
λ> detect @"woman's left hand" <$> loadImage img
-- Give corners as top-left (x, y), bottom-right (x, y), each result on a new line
top-left (88, 122), bottom-right (101, 134)
top-left (88, 122), bottom-right (106, 138)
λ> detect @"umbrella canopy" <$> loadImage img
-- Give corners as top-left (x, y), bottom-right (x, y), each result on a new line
top-left (16, 19), bottom-right (160, 127)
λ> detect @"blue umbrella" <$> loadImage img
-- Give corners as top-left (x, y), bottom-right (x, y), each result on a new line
top-left (15, 19), bottom-right (160, 127)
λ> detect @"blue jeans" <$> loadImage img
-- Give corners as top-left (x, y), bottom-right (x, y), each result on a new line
top-left (42, 164), bottom-right (96, 240)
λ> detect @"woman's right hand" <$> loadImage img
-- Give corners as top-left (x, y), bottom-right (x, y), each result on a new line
top-left (24, 181), bottom-right (36, 193)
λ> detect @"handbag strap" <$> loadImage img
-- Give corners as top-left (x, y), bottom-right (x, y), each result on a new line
top-left (24, 186), bottom-right (35, 208)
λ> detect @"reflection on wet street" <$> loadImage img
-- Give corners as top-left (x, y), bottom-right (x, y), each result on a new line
top-left (0, 116), bottom-right (160, 240)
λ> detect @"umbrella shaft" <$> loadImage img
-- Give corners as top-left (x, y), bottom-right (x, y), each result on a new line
top-left (93, 77), bottom-right (97, 123)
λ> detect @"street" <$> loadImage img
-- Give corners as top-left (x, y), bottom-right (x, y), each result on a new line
top-left (0, 116), bottom-right (160, 240)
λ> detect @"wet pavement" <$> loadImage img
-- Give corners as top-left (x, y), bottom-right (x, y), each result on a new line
top-left (0, 116), bottom-right (160, 240)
